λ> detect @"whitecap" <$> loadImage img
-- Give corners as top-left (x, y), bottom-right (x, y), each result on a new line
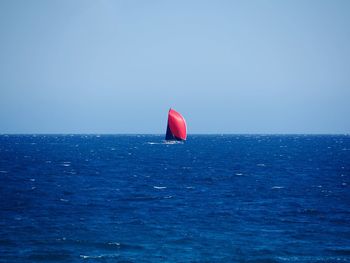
top-left (235, 173), bottom-right (243, 176)
top-left (271, 186), bottom-right (284, 189)
top-left (164, 140), bottom-right (182, 145)
top-left (30, 178), bottom-right (35, 182)
top-left (60, 198), bottom-right (69, 202)
top-left (153, 186), bottom-right (167, 189)
top-left (257, 163), bottom-right (266, 167)
top-left (108, 242), bottom-right (120, 246)
top-left (80, 254), bottom-right (119, 259)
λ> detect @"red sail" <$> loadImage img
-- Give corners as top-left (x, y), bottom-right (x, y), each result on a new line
top-left (165, 109), bottom-right (187, 141)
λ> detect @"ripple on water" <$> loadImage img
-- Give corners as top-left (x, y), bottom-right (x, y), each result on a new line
top-left (153, 186), bottom-right (167, 189)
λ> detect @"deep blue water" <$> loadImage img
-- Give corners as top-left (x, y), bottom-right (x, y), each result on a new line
top-left (0, 135), bottom-right (349, 262)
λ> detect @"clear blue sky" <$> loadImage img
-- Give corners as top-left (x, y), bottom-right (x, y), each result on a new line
top-left (0, 0), bottom-right (349, 134)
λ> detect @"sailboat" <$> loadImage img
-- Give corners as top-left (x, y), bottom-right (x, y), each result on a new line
top-left (165, 108), bottom-right (187, 141)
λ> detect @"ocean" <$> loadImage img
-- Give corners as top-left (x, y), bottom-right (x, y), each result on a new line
top-left (0, 135), bottom-right (349, 262)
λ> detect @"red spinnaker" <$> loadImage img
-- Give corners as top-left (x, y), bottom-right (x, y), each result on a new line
top-left (165, 108), bottom-right (187, 141)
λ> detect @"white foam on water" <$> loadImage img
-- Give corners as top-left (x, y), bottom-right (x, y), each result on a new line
top-left (30, 178), bottom-right (35, 182)
top-left (235, 173), bottom-right (243, 176)
top-left (271, 186), bottom-right (284, 189)
top-left (146, 142), bottom-right (159, 145)
top-left (60, 198), bottom-right (69, 202)
top-left (257, 163), bottom-right (266, 167)
top-left (276, 256), bottom-right (349, 262)
top-left (80, 254), bottom-right (120, 259)
top-left (108, 242), bottom-right (120, 246)
top-left (153, 186), bottom-right (167, 189)
top-left (145, 141), bottom-right (180, 145)
top-left (164, 140), bottom-right (183, 145)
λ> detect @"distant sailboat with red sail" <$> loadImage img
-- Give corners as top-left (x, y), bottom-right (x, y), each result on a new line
top-left (165, 108), bottom-right (187, 141)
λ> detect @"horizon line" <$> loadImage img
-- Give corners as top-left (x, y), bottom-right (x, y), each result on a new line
top-left (1, 133), bottom-right (349, 136)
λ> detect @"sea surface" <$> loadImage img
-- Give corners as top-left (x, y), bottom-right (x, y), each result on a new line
top-left (0, 135), bottom-right (349, 262)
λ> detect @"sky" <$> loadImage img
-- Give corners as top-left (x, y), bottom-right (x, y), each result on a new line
top-left (0, 0), bottom-right (349, 134)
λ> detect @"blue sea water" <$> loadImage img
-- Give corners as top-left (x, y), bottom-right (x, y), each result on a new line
top-left (0, 135), bottom-right (349, 262)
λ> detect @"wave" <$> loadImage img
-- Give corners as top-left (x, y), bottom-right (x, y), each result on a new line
top-left (271, 186), bottom-right (285, 189)
top-left (80, 254), bottom-right (120, 259)
top-left (146, 140), bottom-right (183, 145)
top-left (277, 255), bottom-right (350, 261)
top-left (153, 186), bottom-right (167, 189)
